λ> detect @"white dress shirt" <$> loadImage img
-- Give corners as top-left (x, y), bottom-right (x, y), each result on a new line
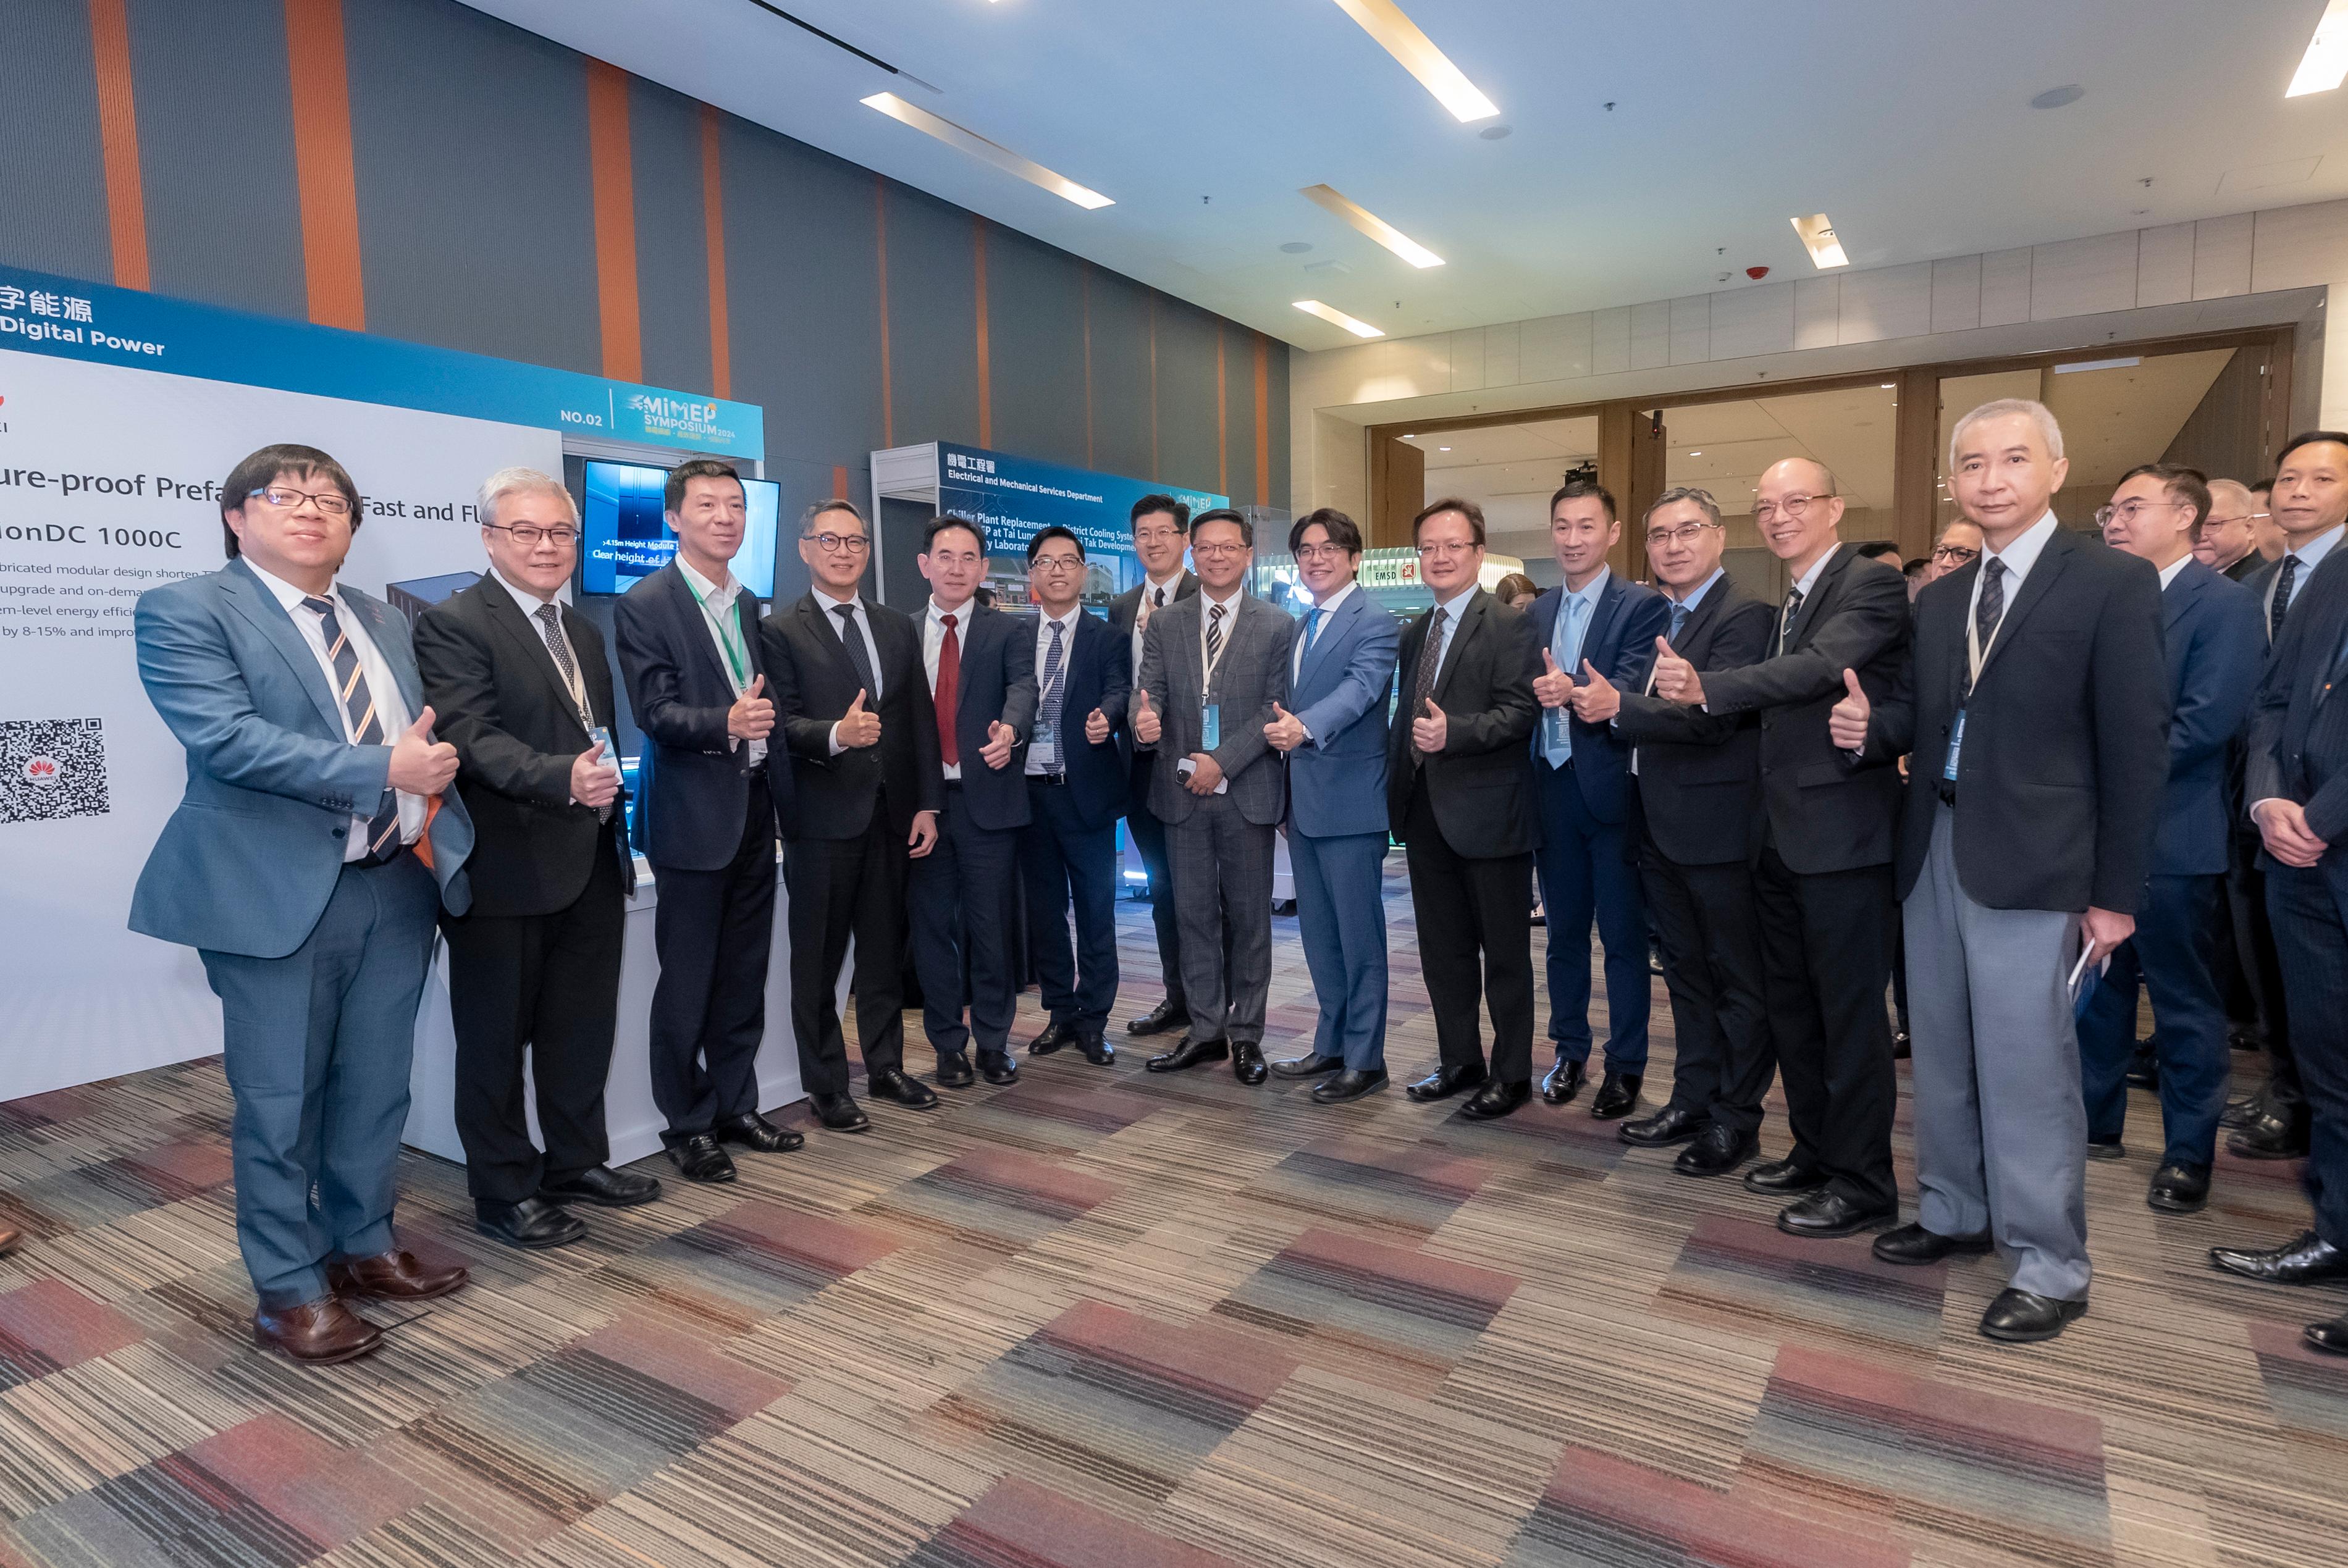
top-left (2157, 553), bottom-right (2192, 590)
top-left (1197, 584), bottom-right (1243, 694)
top-left (1424, 582), bottom-right (1481, 690)
top-left (1966, 510), bottom-right (2060, 645)
top-left (677, 554), bottom-right (764, 766)
top-left (247, 560), bottom-right (424, 861)
top-left (813, 584), bottom-right (883, 758)
top-left (1132, 571), bottom-right (1184, 675)
top-left (1029, 604), bottom-right (1084, 776)
top-left (923, 595), bottom-right (973, 780)
top-left (2266, 523), bottom-right (2346, 627)
top-left (489, 566), bottom-right (593, 726)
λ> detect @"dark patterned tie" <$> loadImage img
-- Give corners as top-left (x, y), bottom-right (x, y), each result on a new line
top-left (1410, 606), bottom-right (1449, 767)
top-left (301, 594), bottom-right (403, 862)
top-left (1778, 586), bottom-right (1804, 654)
top-left (1976, 556), bottom-right (2008, 652)
top-left (536, 603), bottom-right (610, 821)
top-left (833, 602), bottom-right (879, 695)
top-left (2271, 552), bottom-right (2300, 644)
top-left (1038, 619), bottom-right (1067, 771)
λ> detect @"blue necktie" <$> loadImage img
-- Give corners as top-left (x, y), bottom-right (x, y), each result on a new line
top-left (1038, 619), bottom-right (1066, 769)
top-left (1298, 607), bottom-right (1323, 676)
top-left (1543, 594), bottom-right (1589, 766)
top-left (1670, 602), bottom-right (1691, 643)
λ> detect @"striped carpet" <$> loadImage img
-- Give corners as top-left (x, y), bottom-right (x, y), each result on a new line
top-left (1, 859), bottom-right (2344, 1567)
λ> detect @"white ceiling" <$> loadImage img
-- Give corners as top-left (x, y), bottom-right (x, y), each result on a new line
top-left (463, 1), bottom-right (2348, 350)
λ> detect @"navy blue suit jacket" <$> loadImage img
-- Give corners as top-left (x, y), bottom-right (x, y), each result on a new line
top-left (1030, 608), bottom-right (1131, 831)
top-left (929, 600), bottom-right (1037, 832)
top-left (1527, 571), bottom-right (1672, 824)
top-left (2246, 548), bottom-right (2348, 894)
top-left (2150, 560), bottom-right (2264, 877)
top-left (1286, 589), bottom-right (1400, 839)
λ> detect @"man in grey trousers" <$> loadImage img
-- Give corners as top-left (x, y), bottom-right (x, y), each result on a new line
top-left (1130, 507), bottom-right (1295, 1086)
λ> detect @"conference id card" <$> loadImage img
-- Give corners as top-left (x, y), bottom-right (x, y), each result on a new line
top-left (1543, 705), bottom-right (1572, 753)
top-left (1201, 703), bottom-right (1221, 751)
top-left (587, 725), bottom-right (620, 774)
top-left (1943, 709), bottom-right (1966, 782)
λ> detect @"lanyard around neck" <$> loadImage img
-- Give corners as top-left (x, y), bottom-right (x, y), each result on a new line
top-left (684, 571), bottom-right (749, 689)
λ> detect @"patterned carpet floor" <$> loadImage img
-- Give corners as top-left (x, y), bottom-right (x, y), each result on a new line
top-left (1, 860), bottom-right (2343, 1567)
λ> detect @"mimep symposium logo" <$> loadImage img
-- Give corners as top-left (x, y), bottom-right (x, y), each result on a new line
top-left (625, 393), bottom-right (734, 446)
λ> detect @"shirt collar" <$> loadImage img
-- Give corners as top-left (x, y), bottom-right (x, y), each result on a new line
top-left (1672, 566), bottom-right (1725, 610)
top-left (1981, 510), bottom-right (2060, 584)
top-left (1038, 603), bottom-right (1082, 632)
top-left (246, 558), bottom-right (339, 613)
top-left (810, 584), bottom-right (859, 616)
top-left (1565, 566), bottom-right (1612, 606)
top-left (2157, 554), bottom-right (2194, 590)
top-left (678, 554), bottom-right (739, 603)
top-left (489, 563), bottom-right (560, 609)
top-left (1200, 584), bottom-right (1243, 613)
top-left (1431, 581), bottom-right (1480, 613)
top-left (1146, 570), bottom-right (1186, 598)
top-left (928, 595), bottom-right (974, 625)
top-left (2291, 522), bottom-right (2346, 569)
top-left (1790, 546), bottom-right (1837, 600)
top-left (1310, 581), bottom-right (1357, 614)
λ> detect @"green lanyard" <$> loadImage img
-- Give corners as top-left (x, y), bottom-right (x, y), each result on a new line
top-left (684, 571), bottom-right (750, 689)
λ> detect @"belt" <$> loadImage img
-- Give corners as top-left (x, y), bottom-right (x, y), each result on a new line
top-left (1028, 771), bottom-right (1067, 786)
top-left (355, 840), bottom-right (410, 871)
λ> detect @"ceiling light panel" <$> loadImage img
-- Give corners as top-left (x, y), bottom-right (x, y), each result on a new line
top-left (1326, 0), bottom-right (1499, 122)
top-left (859, 93), bottom-right (1113, 208)
top-left (2289, 0), bottom-right (2348, 96)
top-left (1294, 300), bottom-right (1385, 338)
top-left (1300, 185), bottom-right (1445, 267)
top-left (1790, 212), bottom-right (1849, 269)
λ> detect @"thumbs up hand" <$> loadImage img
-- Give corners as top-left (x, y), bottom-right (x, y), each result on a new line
top-left (1085, 706), bottom-right (1111, 744)
top-left (389, 705), bottom-right (460, 794)
top-left (570, 741), bottom-right (621, 807)
top-left (981, 719), bottom-right (1017, 769)
top-left (1652, 635), bottom-right (1702, 705)
top-left (1828, 667), bottom-right (1872, 752)
top-left (836, 687), bottom-right (882, 748)
top-left (1568, 658), bottom-right (1620, 723)
top-left (728, 673), bottom-right (775, 741)
top-left (1132, 687), bottom-right (1161, 746)
top-left (1533, 648), bottom-right (1575, 708)
top-left (1263, 700), bottom-right (1307, 752)
top-left (1412, 697), bottom-right (1449, 754)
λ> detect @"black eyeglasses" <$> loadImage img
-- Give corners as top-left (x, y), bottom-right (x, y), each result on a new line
top-left (1930, 544), bottom-right (1980, 564)
top-left (249, 485), bottom-right (353, 517)
top-left (484, 524), bottom-right (580, 546)
top-left (805, 532), bottom-right (871, 554)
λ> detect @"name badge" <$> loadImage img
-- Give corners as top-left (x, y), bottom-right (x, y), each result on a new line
top-left (1033, 719), bottom-right (1056, 751)
top-left (587, 724), bottom-right (619, 774)
top-left (1542, 706), bottom-right (1572, 753)
top-left (1201, 703), bottom-right (1221, 751)
top-left (1943, 708), bottom-right (1966, 782)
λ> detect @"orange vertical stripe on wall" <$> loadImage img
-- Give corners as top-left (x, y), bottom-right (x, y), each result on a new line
top-left (701, 104), bottom-right (730, 399)
top-left (832, 464), bottom-right (849, 500)
top-left (86, 0), bottom-right (149, 290)
top-left (973, 216), bottom-right (992, 449)
top-left (875, 177), bottom-right (892, 445)
top-left (584, 60), bottom-right (642, 384)
top-left (282, 0), bottom-right (364, 329)
top-left (1253, 333), bottom-right (1271, 509)
top-left (1216, 327), bottom-right (1228, 500)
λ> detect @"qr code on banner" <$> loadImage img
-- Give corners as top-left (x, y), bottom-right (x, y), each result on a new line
top-left (0, 718), bottom-right (111, 826)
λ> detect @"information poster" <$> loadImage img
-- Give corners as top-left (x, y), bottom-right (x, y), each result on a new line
top-left (934, 441), bottom-right (1224, 610)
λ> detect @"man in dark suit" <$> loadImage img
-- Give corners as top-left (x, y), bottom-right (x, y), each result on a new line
top-left (1020, 527), bottom-right (1129, 1067)
top-left (2214, 432), bottom-right (2348, 1358)
top-left (1263, 508), bottom-right (1401, 1104)
top-left (907, 515), bottom-right (1035, 1088)
top-left (2197, 478), bottom-right (2268, 582)
top-left (615, 460), bottom-right (800, 1186)
top-left (1835, 400), bottom-right (2168, 1344)
top-left (1108, 495), bottom-right (1198, 1038)
top-left (1389, 498), bottom-right (1545, 1120)
top-left (1601, 488), bottom-right (1777, 1175)
top-left (1652, 457), bottom-right (1908, 1239)
top-left (1526, 480), bottom-right (1672, 1118)
top-left (132, 444), bottom-right (473, 1365)
top-left (1132, 509), bottom-right (1294, 1084)
top-left (765, 499), bottom-right (943, 1131)
top-left (2075, 466), bottom-right (2263, 1214)
top-left (416, 469), bottom-right (666, 1251)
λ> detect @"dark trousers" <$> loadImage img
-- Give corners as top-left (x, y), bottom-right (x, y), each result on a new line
top-left (444, 835), bottom-right (626, 1201)
top-left (785, 811), bottom-right (909, 1096)
top-left (1404, 777), bottom-right (1536, 1084)
top-left (1021, 781), bottom-right (1120, 1036)
top-left (647, 778), bottom-right (774, 1143)
top-left (2229, 833), bottom-right (2300, 1121)
top-left (1533, 760), bottom-right (1651, 1071)
top-left (1753, 841), bottom-right (1898, 1210)
top-left (2079, 873), bottom-right (2231, 1167)
top-left (2266, 863), bottom-right (2348, 1249)
top-left (1641, 841), bottom-right (1773, 1134)
top-left (1127, 757), bottom-right (1185, 1007)
top-left (909, 786), bottom-right (1019, 1062)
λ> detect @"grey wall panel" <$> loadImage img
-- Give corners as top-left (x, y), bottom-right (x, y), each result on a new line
top-left (125, 0), bottom-right (304, 319)
top-left (343, 0), bottom-right (599, 373)
top-left (627, 78), bottom-right (711, 397)
top-left (985, 225), bottom-right (1085, 468)
top-left (1155, 298), bottom-right (1221, 497)
top-left (1265, 339), bottom-right (1291, 509)
top-left (883, 187), bottom-right (979, 451)
top-left (0, 0), bottom-right (112, 281)
top-left (1223, 325), bottom-right (1255, 508)
top-left (720, 124), bottom-right (886, 470)
top-left (1085, 268), bottom-right (1155, 482)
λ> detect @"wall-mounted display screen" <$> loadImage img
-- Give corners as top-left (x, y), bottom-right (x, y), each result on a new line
top-left (578, 459), bottom-right (778, 598)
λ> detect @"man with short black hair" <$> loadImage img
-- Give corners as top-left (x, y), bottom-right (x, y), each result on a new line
top-left (1110, 495), bottom-right (1198, 1038)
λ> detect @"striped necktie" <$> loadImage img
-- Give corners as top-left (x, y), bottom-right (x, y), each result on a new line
top-left (1038, 619), bottom-right (1067, 771)
top-left (301, 594), bottom-right (404, 863)
top-left (1206, 601), bottom-right (1226, 672)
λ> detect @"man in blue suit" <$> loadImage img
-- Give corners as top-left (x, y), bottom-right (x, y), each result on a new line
top-left (1527, 480), bottom-right (1672, 1119)
top-left (2078, 465), bottom-right (2265, 1214)
top-left (132, 444), bottom-right (474, 1367)
top-left (1019, 527), bottom-right (1129, 1067)
top-left (1264, 508), bottom-right (1401, 1104)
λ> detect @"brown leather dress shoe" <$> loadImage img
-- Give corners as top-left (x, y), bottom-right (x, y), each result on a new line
top-left (0, 1221), bottom-right (22, 1256)
top-left (253, 1298), bottom-right (382, 1365)
top-left (327, 1249), bottom-right (469, 1302)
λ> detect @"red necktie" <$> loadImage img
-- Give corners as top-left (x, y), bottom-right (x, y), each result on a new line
top-left (935, 611), bottom-right (961, 766)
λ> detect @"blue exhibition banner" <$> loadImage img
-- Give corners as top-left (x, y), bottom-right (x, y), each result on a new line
top-left (935, 441), bottom-right (1224, 608)
top-left (0, 263), bottom-right (763, 459)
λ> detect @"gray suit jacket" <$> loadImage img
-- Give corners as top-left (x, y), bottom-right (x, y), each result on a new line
top-left (1137, 590), bottom-right (1294, 826)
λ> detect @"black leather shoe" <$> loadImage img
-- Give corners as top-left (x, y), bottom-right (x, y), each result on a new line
top-left (1744, 1158), bottom-right (1828, 1195)
top-left (666, 1134), bottom-right (738, 1184)
top-left (2229, 1027), bottom-right (2263, 1052)
top-left (1027, 1020), bottom-right (1074, 1056)
top-left (1406, 1062), bottom-right (1487, 1102)
top-left (2086, 1137), bottom-right (2126, 1161)
top-left (540, 1165), bottom-right (663, 1208)
top-left (2229, 1109), bottom-right (2311, 1160)
top-left (1540, 1057), bottom-right (1588, 1106)
top-left (2220, 1092), bottom-right (2259, 1131)
top-left (1872, 1222), bottom-right (1994, 1265)
top-left (1777, 1189), bottom-right (1897, 1238)
top-left (1271, 1051), bottom-right (1347, 1079)
top-left (935, 1051), bottom-right (975, 1089)
top-left (1980, 1288), bottom-right (2087, 1343)
top-left (476, 1195), bottom-right (587, 1249)
top-left (1460, 1078), bottom-right (1533, 1121)
top-left (1232, 1041), bottom-right (1268, 1086)
top-left (868, 1068), bottom-right (940, 1109)
top-left (1620, 1104), bottom-right (1706, 1147)
top-left (715, 1112), bottom-right (804, 1154)
top-left (2147, 1161), bottom-right (2211, 1214)
top-left (1891, 1030), bottom-right (1911, 1061)
top-left (1312, 1068), bottom-right (1387, 1104)
top-left (811, 1092), bottom-right (871, 1133)
top-left (1590, 1071), bottom-right (1643, 1121)
top-left (978, 1053), bottom-right (1020, 1086)
top-left (2305, 1314), bottom-right (2348, 1356)
top-left (1673, 1125), bottom-right (1755, 1177)
top-left (2125, 1059), bottom-right (2158, 1091)
top-left (1147, 1035), bottom-right (1229, 1073)
top-left (2210, 1231), bottom-right (2348, 1285)
top-left (1126, 998), bottom-right (1190, 1036)
top-left (1077, 1034), bottom-right (1115, 1067)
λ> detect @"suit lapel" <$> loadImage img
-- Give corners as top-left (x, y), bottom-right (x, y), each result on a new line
top-left (1675, 583), bottom-right (1724, 653)
top-left (343, 588), bottom-right (423, 715)
top-left (1578, 574), bottom-right (1625, 671)
top-left (1785, 547), bottom-right (1845, 651)
top-left (222, 559), bottom-right (347, 737)
top-left (1976, 531), bottom-right (2074, 682)
top-left (481, 576), bottom-right (589, 731)
top-left (1434, 590), bottom-right (1487, 704)
top-left (801, 592), bottom-right (863, 690)
top-left (1297, 589), bottom-right (1361, 690)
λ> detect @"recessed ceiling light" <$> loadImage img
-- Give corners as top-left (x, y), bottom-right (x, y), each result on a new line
top-left (860, 93), bottom-right (1113, 208)
top-left (1280, 241), bottom-right (1314, 254)
top-left (1790, 212), bottom-right (1848, 269)
top-left (1881, 382), bottom-right (1896, 388)
top-left (1325, 0), bottom-right (1499, 122)
top-left (2030, 84), bottom-right (2085, 109)
top-left (1294, 300), bottom-right (1385, 337)
top-left (1478, 124), bottom-right (1512, 140)
top-left (2290, 1), bottom-right (2348, 96)
top-left (1688, 451), bottom-right (1701, 457)
top-left (1438, 446), bottom-right (1452, 452)
top-left (1300, 185), bottom-right (1444, 267)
